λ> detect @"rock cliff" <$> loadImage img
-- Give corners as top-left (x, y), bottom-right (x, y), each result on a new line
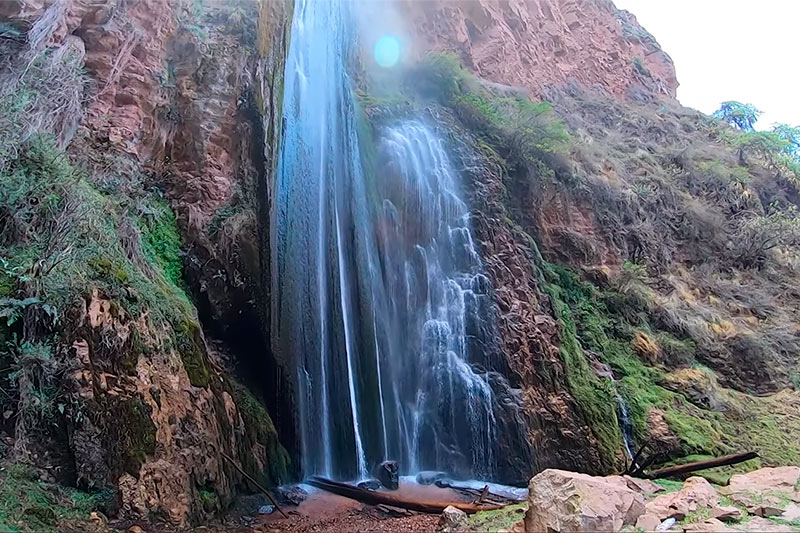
top-left (400, 0), bottom-right (678, 99)
top-left (0, 0), bottom-right (292, 527)
top-left (1, 0), bottom-right (799, 530)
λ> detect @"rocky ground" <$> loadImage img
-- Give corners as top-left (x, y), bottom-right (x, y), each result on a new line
top-left (4, 462), bottom-right (800, 532)
top-left (524, 466), bottom-right (800, 533)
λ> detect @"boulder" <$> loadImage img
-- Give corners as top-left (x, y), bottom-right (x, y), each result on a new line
top-left (734, 516), bottom-right (795, 532)
top-left (635, 513), bottom-right (662, 531)
top-left (624, 476), bottom-right (664, 495)
top-left (374, 460), bottom-right (399, 490)
top-left (752, 504), bottom-right (783, 518)
top-left (781, 503), bottom-right (800, 521)
top-left (712, 505), bottom-right (743, 523)
top-left (728, 467), bottom-right (800, 494)
top-left (683, 518), bottom-right (735, 532)
top-left (524, 469), bottom-right (645, 532)
top-left (723, 467), bottom-right (800, 513)
top-left (417, 471), bottom-right (448, 485)
top-left (276, 485), bottom-right (308, 506)
top-left (357, 479), bottom-right (381, 491)
top-left (439, 505), bottom-right (467, 532)
top-left (645, 476), bottom-right (717, 521)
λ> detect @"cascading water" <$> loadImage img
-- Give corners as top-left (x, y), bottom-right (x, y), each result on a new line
top-left (273, 0), bottom-right (383, 480)
top-left (273, 0), bottom-right (520, 481)
top-left (376, 122), bottom-right (501, 480)
top-left (616, 391), bottom-right (636, 461)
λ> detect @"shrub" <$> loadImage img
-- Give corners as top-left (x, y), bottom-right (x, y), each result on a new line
top-left (410, 53), bottom-right (571, 185)
top-left (712, 101), bottom-right (762, 132)
top-left (729, 204), bottom-right (800, 269)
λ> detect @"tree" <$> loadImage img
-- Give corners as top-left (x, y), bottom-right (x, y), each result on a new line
top-left (713, 101), bottom-right (762, 132)
top-left (772, 124), bottom-right (800, 159)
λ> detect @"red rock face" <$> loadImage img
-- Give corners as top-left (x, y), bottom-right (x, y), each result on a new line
top-left (400, 0), bottom-right (678, 99)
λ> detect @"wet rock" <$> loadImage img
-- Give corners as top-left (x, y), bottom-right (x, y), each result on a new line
top-left (374, 460), bottom-right (399, 490)
top-left (258, 505), bottom-right (275, 515)
top-left (358, 479), bottom-right (381, 491)
top-left (524, 469), bottom-right (645, 532)
top-left (435, 478), bottom-right (453, 488)
top-left (438, 505), bottom-right (467, 532)
top-left (276, 485), bottom-right (308, 506)
top-left (645, 477), bottom-right (717, 521)
top-left (416, 471), bottom-right (447, 485)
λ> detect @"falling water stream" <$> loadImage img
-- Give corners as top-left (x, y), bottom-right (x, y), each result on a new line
top-left (273, 0), bottom-right (518, 481)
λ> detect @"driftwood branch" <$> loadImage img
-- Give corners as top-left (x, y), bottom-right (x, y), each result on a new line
top-left (307, 476), bottom-right (505, 515)
top-left (647, 452), bottom-right (759, 480)
top-left (220, 452), bottom-right (288, 519)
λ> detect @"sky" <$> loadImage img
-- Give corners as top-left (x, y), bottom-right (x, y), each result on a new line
top-left (613, 0), bottom-right (800, 130)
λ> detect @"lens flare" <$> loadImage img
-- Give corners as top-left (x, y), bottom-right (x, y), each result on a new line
top-left (374, 35), bottom-right (401, 68)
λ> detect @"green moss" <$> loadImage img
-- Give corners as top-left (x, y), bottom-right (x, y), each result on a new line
top-left (679, 506), bottom-right (712, 526)
top-left (543, 262), bottom-right (726, 460)
top-left (229, 380), bottom-right (289, 487)
top-left (136, 197), bottom-right (184, 287)
top-left (544, 267), bottom-right (621, 470)
top-left (652, 479), bottom-right (684, 493)
top-left (466, 502), bottom-right (527, 532)
top-left (0, 463), bottom-right (102, 533)
top-left (118, 396), bottom-right (157, 476)
top-left (171, 318), bottom-right (210, 388)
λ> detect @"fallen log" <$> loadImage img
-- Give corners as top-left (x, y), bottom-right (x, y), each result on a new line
top-left (647, 451), bottom-right (759, 479)
top-left (307, 476), bottom-right (505, 515)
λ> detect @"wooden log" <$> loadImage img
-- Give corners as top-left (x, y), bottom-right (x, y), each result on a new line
top-left (307, 476), bottom-right (505, 515)
top-left (647, 452), bottom-right (759, 479)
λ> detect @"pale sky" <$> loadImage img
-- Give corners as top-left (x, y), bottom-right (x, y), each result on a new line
top-left (613, 0), bottom-right (800, 130)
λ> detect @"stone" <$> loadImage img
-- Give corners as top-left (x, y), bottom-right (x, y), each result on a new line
top-left (435, 478), bottom-right (454, 488)
top-left (276, 485), bottom-right (308, 506)
top-left (728, 467), bottom-right (800, 494)
top-left (683, 518), bottom-right (735, 532)
top-left (635, 512), bottom-right (662, 531)
top-left (712, 505), bottom-right (743, 523)
top-left (645, 477), bottom-right (717, 521)
top-left (624, 476), bottom-right (665, 495)
top-left (723, 467), bottom-right (800, 513)
top-left (439, 505), bottom-right (467, 531)
top-left (734, 516), bottom-right (795, 532)
top-left (781, 503), bottom-right (800, 521)
top-left (374, 460), bottom-right (399, 491)
top-left (258, 505), bottom-right (275, 515)
top-left (357, 479), bottom-right (381, 491)
top-left (524, 469), bottom-right (645, 532)
top-left (416, 471), bottom-right (447, 485)
top-left (752, 504), bottom-right (784, 518)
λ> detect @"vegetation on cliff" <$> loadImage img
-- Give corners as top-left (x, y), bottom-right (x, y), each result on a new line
top-left (382, 51), bottom-right (800, 472)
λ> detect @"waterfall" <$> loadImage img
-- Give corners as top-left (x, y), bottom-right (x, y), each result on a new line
top-left (273, 0), bottom-right (379, 480)
top-left (273, 0), bottom-right (514, 481)
top-left (616, 390), bottom-right (636, 461)
top-left (376, 122), bottom-right (500, 480)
